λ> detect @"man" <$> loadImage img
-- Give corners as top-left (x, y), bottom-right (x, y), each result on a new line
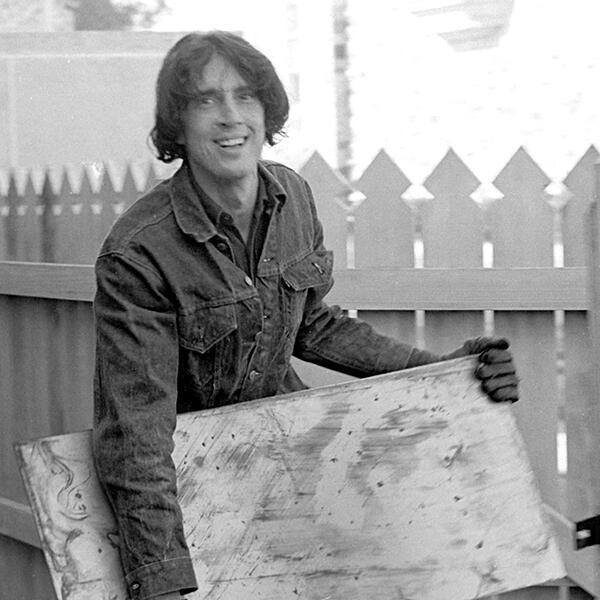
top-left (93, 31), bottom-right (518, 600)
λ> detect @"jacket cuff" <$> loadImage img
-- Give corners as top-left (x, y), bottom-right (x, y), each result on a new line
top-left (125, 555), bottom-right (198, 600)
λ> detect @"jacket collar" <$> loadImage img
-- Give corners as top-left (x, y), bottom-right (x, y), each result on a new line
top-left (169, 161), bottom-right (287, 244)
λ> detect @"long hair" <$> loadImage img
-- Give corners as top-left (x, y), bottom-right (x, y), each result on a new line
top-left (150, 31), bottom-right (289, 163)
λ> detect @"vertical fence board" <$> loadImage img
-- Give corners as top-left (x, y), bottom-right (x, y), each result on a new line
top-left (420, 150), bottom-right (486, 363)
top-left (422, 149), bottom-right (482, 268)
top-left (491, 147), bottom-right (554, 268)
top-left (423, 311), bottom-right (486, 353)
top-left (14, 175), bottom-right (43, 262)
top-left (0, 296), bottom-right (94, 507)
top-left (354, 149), bottom-right (413, 268)
top-left (488, 148), bottom-right (559, 516)
top-left (494, 311), bottom-right (559, 511)
top-left (563, 146), bottom-right (599, 268)
top-left (353, 149), bottom-right (417, 346)
top-left (300, 152), bottom-right (349, 268)
top-left (0, 536), bottom-right (52, 600)
top-left (563, 312), bottom-right (594, 519)
top-left (296, 153), bottom-right (356, 387)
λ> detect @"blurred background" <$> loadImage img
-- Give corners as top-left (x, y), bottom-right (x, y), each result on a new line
top-left (1, 0), bottom-right (599, 185)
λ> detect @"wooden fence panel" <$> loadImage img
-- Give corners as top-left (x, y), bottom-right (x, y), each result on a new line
top-left (485, 148), bottom-right (560, 514)
top-left (2, 146), bottom-right (600, 598)
top-left (563, 311), bottom-right (594, 517)
top-left (0, 536), bottom-right (52, 600)
top-left (295, 153), bottom-right (356, 388)
top-left (563, 146), bottom-right (599, 268)
top-left (353, 149), bottom-right (417, 347)
top-left (300, 152), bottom-right (349, 269)
top-left (420, 150), bottom-right (487, 366)
top-left (493, 311), bottom-right (559, 509)
top-left (354, 149), bottom-right (413, 268)
top-left (422, 149), bottom-right (483, 269)
top-left (0, 296), bottom-right (94, 509)
top-left (491, 147), bottom-right (554, 268)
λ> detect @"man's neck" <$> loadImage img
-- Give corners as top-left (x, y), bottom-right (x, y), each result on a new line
top-left (189, 165), bottom-right (260, 243)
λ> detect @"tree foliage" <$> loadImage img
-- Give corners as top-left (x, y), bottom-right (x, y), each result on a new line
top-left (66, 0), bottom-right (167, 30)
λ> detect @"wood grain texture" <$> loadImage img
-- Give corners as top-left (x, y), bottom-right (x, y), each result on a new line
top-left (15, 358), bottom-right (565, 600)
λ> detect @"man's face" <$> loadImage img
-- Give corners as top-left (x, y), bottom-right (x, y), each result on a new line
top-left (179, 54), bottom-right (266, 190)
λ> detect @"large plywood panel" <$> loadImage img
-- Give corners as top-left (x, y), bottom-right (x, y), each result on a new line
top-left (16, 358), bottom-right (564, 600)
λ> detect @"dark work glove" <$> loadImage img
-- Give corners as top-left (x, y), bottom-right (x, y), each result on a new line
top-left (445, 336), bottom-right (519, 403)
top-left (406, 336), bottom-right (519, 403)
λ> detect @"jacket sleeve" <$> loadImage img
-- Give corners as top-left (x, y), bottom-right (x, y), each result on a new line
top-left (292, 182), bottom-right (439, 376)
top-left (92, 252), bottom-right (198, 600)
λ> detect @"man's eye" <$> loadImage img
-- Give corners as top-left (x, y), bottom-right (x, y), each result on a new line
top-left (239, 91), bottom-right (257, 101)
top-left (195, 96), bottom-right (215, 106)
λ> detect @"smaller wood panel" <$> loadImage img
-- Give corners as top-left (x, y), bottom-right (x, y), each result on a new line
top-left (16, 358), bottom-right (565, 600)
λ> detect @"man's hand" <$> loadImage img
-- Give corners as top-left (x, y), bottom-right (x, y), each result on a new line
top-left (454, 337), bottom-right (519, 403)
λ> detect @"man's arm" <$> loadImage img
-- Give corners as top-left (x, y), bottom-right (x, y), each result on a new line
top-left (292, 181), bottom-right (518, 403)
top-left (93, 253), bottom-right (198, 599)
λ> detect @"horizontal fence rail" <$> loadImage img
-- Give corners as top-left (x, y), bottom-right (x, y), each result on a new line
top-left (0, 261), bottom-right (590, 309)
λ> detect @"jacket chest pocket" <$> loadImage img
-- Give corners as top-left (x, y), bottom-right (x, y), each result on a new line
top-left (177, 304), bottom-right (237, 394)
top-left (281, 250), bottom-right (333, 332)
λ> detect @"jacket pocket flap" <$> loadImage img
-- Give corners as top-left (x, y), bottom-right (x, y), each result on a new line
top-left (282, 251), bottom-right (333, 291)
top-left (177, 304), bottom-right (237, 353)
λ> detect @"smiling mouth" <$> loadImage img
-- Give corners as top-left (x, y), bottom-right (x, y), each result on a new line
top-left (216, 137), bottom-right (246, 148)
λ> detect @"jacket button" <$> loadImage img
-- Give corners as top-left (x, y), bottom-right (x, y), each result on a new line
top-left (131, 582), bottom-right (140, 590)
top-left (249, 370), bottom-right (261, 380)
top-left (244, 275), bottom-right (253, 286)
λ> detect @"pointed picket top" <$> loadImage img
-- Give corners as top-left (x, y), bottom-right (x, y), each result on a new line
top-left (490, 147), bottom-right (554, 268)
top-left (13, 171), bottom-right (43, 261)
top-left (300, 151), bottom-right (351, 206)
top-left (421, 148), bottom-right (483, 268)
top-left (356, 149), bottom-right (411, 198)
top-left (299, 151), bottom-right (349, 267)
top-left (40, 169), bottom-right (62, 212)
top-left (493, 146), bottom-right (552, 198)
top-left (97, 161), bottom-right (119, 212)
top-left (119, 163), bottom-right (141, 212)
top-left (424, 148), bottom-right (480, 198)
top-left (75, 166), bottom-right (95, 212)
top-left (562, 145), bottom-right (600, 267)
top-left (354, 149), bottom-right (415, 268)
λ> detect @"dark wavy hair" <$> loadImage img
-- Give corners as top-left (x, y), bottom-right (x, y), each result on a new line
top-left (150, 31), bottom-right (289, 163)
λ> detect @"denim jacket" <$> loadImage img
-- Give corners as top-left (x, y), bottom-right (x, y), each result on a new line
top-left (93, 161), bottom-right (419, 599)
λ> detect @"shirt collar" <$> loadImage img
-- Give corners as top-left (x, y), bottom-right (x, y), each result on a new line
top-left (169, 161), bottom-right (287, 243)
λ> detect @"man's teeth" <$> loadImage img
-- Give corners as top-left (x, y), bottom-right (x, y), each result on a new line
top-left (218, 138), bottom-right (244, 147)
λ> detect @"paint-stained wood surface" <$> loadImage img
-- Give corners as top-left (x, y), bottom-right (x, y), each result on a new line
top-left (15, 358), bottom-right (565, 600)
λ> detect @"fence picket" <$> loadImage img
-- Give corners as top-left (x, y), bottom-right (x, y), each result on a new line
top-left (491, 147), bottom-right (554, 267)
top-left (353, 149), bottom-right (417, 345)
top-left (354, 149), bottom-right (413, 268)
top-left (300, 152), bottom-right (349, 269)
top-left (563, 145), bottom-right (599, 268)
top-left (422, 148), bottom-right (482, 268)
top-left (487, 148), bottom-right (559, 512)
top-left (419, 149), bottom-right (487, 366)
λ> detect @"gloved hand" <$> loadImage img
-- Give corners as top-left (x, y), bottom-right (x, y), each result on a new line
top-left (444, 336), bottom-right (519, 403)
top-left (405, 336), bottom-right (519, 403)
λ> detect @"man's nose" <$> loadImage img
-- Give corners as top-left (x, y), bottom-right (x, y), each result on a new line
top-left (219, 96), bottom-right (242, 124)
